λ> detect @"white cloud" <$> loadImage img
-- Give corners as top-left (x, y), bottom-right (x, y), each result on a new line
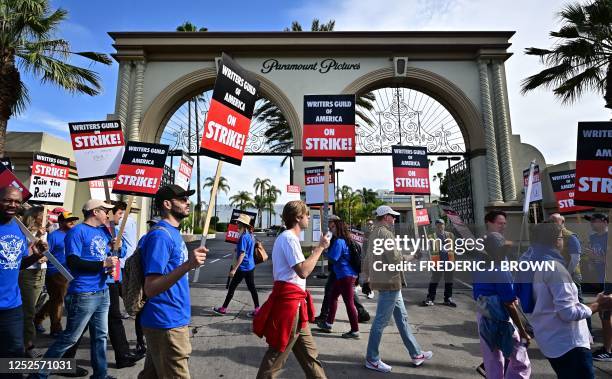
top-left (290, 0), bottom-right (608, 165)
top-left (10, 108), bottom-right (70, 139)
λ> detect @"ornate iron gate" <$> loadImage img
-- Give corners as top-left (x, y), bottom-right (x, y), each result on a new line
top-left (446, 159), bottom-right (474, 225)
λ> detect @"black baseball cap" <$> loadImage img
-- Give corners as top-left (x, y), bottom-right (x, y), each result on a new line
top-left (155, 184), bottom-right (195, 203)
top-left (584, 213), bottom-right (609, 223)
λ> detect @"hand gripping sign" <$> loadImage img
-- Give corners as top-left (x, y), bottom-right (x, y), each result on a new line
top-left (302, 94), bottom-right (356, 161)
top-left (200, 53), bottom-right (261, 166)
top-left (574, 122), bottom-right (612, 208)
top-left (29, 153), bottom-right (70, 205)
top-left (392, 146), bottom-right (431, 195)
top-left (69, 120), bottom-right (125, 181)
top-left (112, 142), bottom-right (169, 197)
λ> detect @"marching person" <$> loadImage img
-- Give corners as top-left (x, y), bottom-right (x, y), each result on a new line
top-left (584, 213), bottom-right (611, 362)
top-left (138, 185), bottom-right (208, 379)
top-left (106, 200), bottom-right (142, 367)
top-left (0, 187), bottom-right (47, 376)
top-left (34, 211), bottom-right (79, 338)
top-left (36, 199), bottom-right (121, 379)
top-left (421, 219), bottom-right (457, 307)
top-left (213, 213), bottom-right (260, 317)
top-left (362, 205), bottom-right (433, 373)
top-left (317, 216), bottom-right (360, 339)
top-left (254, 200), bottom-right (329, 379)
top-left (20, 206), bottom-right (48, 357)
top-left (517, 223), bottom-right (612, 379)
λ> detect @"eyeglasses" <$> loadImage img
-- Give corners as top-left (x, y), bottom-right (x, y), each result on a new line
top-left (94, 208), bottom-right (111, 214)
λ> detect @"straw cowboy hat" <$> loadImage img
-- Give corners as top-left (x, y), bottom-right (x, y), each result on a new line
top-left (236, 214), bottom-right (252, 227)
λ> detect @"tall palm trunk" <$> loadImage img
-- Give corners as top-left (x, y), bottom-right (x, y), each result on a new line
top-left (605, 60), bottom-right (612, 110)
top-left (0, 118), bottom-right (7, 158)
top-left (0, 59), bottom-right (20, 158)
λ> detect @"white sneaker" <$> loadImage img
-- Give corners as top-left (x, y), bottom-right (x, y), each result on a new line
top-left (412, 351), bottom-right (433, 366)
top-left (365, 358), bottom-right (392, 373)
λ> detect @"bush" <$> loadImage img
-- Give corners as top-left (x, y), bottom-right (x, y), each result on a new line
top-left (216, 222), bottom-right (228, 232)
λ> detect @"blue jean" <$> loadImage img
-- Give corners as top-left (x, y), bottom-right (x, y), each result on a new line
top-left (366, 290), bottom-right (421, 361)
top-left (0, 306), bottom-right (24, 378)
top-left (38, 289), bottom-right (110, 379)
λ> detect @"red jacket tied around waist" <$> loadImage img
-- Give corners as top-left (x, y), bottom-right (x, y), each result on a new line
top-left (253, 280), bottom-right (315, 352)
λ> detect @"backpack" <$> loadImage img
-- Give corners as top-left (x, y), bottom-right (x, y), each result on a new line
top-left (347, 239), bottom-right (362, 274)
top-left (122, 226), bottom-right (170, 316)
top-left (254, 239), bottom-right (268, 264)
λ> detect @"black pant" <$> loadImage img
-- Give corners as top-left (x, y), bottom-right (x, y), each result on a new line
top-left (547, 347), bottom-right (594, 379)
top-left (223, 269), bottom-right (259, 308)
top-left (0, 306), bottom-right (24, 379)
top-left (319, 271), bottom-right (367, 318)
top-left (108, 282), bottom-right (130, 360)
top-left (427, 270), bottom-right (454, 301)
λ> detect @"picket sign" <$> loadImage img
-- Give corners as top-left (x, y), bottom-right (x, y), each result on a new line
top-left (517, 160), bottom-right (537, 256)
top-left (192, 160), bottom-right (223, 283)
top-left (15, 217), bottom-right (74, 282)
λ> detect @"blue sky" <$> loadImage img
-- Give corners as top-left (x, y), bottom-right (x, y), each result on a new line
top-left (10, 0), bottom-right (607, 205)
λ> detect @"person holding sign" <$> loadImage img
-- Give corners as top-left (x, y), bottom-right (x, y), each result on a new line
top-left (213, 214), bottom-right (260, 317)
top-left (139, 185), bottom-right (208, 379)
top-left (254, 200), bottom-right (330, 379)
top-left (421, 219), bottom-right (457, 308)
top-left (0, 187), bottom-right (47, 370)
top-left (37, 199), bottom-right (120, 379)
top-left (34, 211), bottom-right (79, 338)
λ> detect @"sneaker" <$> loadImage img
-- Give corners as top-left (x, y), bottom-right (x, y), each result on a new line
top-left (592, 348), bottom-right (612, 362)
top-left (25, 346), bottom-right (42, 358)
top-left (314, 315), bottom-right (327, 323)
top-left (412, 351), bottom-right (433, 366)
top-left (421, 299), bottom-right (434, 306)
top-left (247, 307), bottom-right (260, 318)
top-left (58, 366), bottom-right (89, 377)
top-left (35, 324), bottom-right (46, 334)
top-left (443, 298), bottom-right (457, 307)
top-left (365, 358), bottom-right (392, 373)
top-left (341, 330), bottom-right (360, 339)
top-left (476, 362), bottom-right (486, 377)
top-left (367, 292), bottom-right (375, 299)
top-left (316, 321), bottom-right (332, 333)
top-left (358, 311), bottom-right (371, 323)
top-left (212, 306), bottom-right (227, 315)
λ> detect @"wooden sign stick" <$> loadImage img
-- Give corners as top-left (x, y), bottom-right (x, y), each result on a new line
top-left (193, 160), bottom-right (223, 283)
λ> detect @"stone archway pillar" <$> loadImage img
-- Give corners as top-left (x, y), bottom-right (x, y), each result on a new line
top-left (491, 61), bottom-right (517, 201)
top-left (129, 60), bottom-right (146, 142)
top-left (477, 60), bottom-right (504, 204)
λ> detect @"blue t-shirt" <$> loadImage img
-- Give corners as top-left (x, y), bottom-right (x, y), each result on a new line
top-left (327, 237), bottom-right (357, 280)
top-left (46, 229), bottom-right (67, 276)
top-left (472, 265), bottom-right (516, 303)
top-left (236, 232), bottom-right (255, 272)
top-left (65, 223), bottom-right (113, 294)
top-left (590, 232), bottom-right (608, 283)
top-left (0, 219), bottom-right (28, 310)
top-left (140, 220), bottom-right (190, 329)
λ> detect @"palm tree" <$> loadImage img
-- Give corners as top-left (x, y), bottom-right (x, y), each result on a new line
top-left (521, 0), bottom-right (612, 108)
top-left (203, 175), bottom-right (230, 228)
top-left (253, 178), bottom-right (271, 228)
top-left (0, 0), bottom-right (112, 155)
top-left (229, 191), bottom-right (254, 210)
top-left (176, 21), bottom-right (208, 32)
top-left (252, 19), bottom-right (377, 152)
top-left (356, 187), bottom-right (377, 205)
top-left (253, 194), bottom-right (267, 229)
top-left (266, 185), bottom-right (282, 227)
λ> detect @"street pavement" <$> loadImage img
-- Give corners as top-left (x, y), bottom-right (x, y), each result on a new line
top-left (34, 233), bottom-right (612, 378)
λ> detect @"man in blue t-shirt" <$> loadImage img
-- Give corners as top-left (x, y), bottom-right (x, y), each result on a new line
top-left (586, 213), bottom-right (612, 362)
top-left (38, 199), bottom-right (118, 379)
top-left (139, 185), bottom-right (207, 379)
top-left (0, 187), bottom-right (46, 368)
top-left (34, 211), bottom-right (79, 337)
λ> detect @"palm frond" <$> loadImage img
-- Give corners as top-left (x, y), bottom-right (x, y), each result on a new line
top-left (553, 65), bottom-right (605, 104)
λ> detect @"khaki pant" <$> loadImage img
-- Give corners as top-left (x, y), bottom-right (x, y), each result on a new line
top-left (257, 313), bottom-right (326, 379)
top-left (34, 272), bottom-right (68, 334)
top-left (19, 268), bottom-right (46, 347)
top-left (138, 326), bottom-right (191, 379)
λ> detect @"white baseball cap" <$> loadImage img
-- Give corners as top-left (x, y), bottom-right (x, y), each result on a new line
top-left (375, 205), bottom-right (400, 217)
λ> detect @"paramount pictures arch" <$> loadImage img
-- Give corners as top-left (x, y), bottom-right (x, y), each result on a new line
top-left (108, 31), bottom-right (544, 235)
